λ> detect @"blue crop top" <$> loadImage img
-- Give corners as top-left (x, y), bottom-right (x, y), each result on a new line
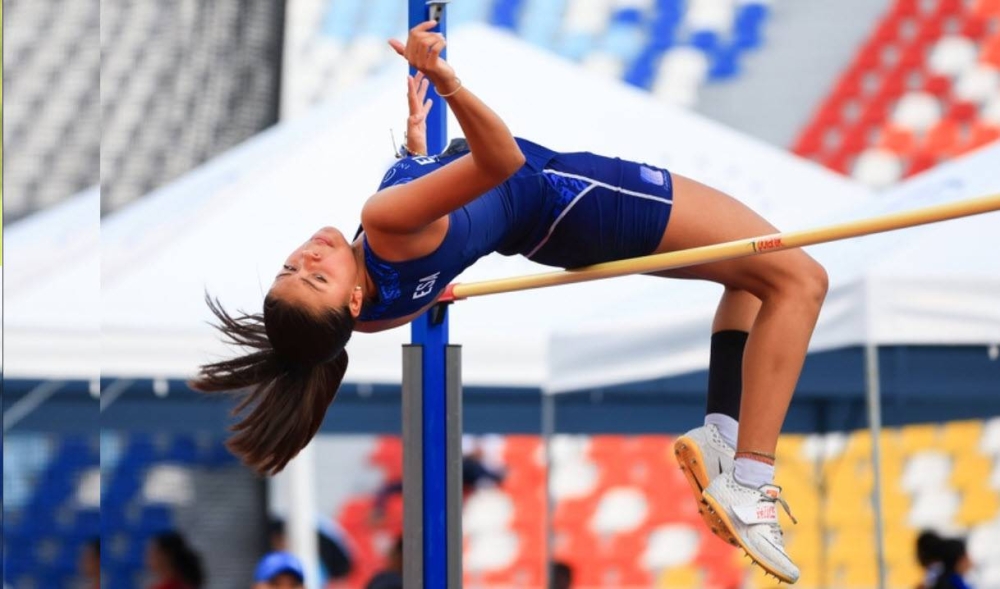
top-left (358, 138), bottom-right (559, 322)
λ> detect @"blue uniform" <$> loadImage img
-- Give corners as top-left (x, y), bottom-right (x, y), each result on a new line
top-left (359, 138), bottom-right (674, 322)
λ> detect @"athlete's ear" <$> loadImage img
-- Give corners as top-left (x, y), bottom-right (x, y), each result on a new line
top-left (349, 285), bottom-right (364, 318)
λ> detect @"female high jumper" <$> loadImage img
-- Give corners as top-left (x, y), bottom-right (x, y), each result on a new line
top-left (192, 22), bottom-right (827, 582)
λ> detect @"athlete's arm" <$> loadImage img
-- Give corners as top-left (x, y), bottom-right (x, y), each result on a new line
top-left (362, 21), bottom-right (525, 236)
top-left (354, 301), bottom-right (437, 333)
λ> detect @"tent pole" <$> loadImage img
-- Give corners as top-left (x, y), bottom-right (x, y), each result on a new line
top-left (865, 344), bottom-right (887, 589)
top-left (287, 443), bottom-right (320, 589)
top-left (542, 392), bottom-right (556, 587)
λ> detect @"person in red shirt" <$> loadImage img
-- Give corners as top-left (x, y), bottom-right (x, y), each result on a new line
top-left (146, 531), bottom-right (205, 589)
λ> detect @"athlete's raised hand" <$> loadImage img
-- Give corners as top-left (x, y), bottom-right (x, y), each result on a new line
top-left (406, 72), bottom-right (433, 155)
top-left (388, 21), bottom-right (457, 92)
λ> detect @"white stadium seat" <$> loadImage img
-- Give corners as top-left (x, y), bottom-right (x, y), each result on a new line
top-left (853, 148), bottom-right (904, 189)
top-left (928, 35), bottom-right (980, 78)
top-left (891, 91), bottom-right (943, 133)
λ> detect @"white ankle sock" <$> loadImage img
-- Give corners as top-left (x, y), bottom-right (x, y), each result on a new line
top-left (734, 457), bottom-right (775, 489)
top-left (704, 413), bottom-right (738, 448)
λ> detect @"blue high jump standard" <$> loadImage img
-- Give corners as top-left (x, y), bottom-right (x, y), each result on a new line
top-left (403, 2), bottom-right (463, 588)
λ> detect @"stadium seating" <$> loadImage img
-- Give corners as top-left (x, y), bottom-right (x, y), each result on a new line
top-left (285, 0), bottom-right (777, 117)
top-left (2, 432), bottom-right (242, 588)
top-left (793, 0), bottom-right (1000, 188)
top-left (327, 417), bottom-right (998, 589)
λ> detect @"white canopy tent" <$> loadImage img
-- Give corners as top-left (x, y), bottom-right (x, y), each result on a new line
top-left (3, 187), bottom-right (101, 382)
top-left (548, 142), bottom-right (1000, 393)
top-left (94, 25), bottom-right (869, 388)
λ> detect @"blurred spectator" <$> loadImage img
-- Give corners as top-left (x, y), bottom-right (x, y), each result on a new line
top-left (550, 561), bottom-right (573, 589)
top-left (916, 530), bottom-right (973, 589)
top-left (77, 537), bottom-right (100, 589)
top-left (269, 516), bottom-right (353, 579)
top-left (364, 537), bottom-right (403, 589)
top-left (253, 552), bottom-right (305, 589)
top-left (147, 531), bottom-right (206, 589)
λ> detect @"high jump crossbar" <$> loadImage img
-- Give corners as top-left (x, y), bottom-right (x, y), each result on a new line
top-left (440, 192), bottom-right (1000, 301)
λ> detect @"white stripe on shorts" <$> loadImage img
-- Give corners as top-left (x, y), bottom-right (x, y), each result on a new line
top-left (524, 169), bottom-right (673, 259)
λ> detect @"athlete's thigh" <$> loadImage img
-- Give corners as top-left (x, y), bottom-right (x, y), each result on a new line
top-left (650, 173), bottom-right (811, 295)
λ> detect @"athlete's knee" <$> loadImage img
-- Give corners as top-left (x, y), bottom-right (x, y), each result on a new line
top-left (793, 256), bottom-right (828, 308)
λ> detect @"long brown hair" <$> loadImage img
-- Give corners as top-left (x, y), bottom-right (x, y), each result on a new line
top-left (190, 294), bottom-right (354, 475)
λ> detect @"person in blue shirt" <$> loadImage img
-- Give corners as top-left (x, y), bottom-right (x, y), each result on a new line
top-left (193, 21), bottom-right (827, 582)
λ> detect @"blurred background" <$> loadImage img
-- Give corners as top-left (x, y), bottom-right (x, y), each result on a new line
top-left (3, 0), bottom-right (1000, 588)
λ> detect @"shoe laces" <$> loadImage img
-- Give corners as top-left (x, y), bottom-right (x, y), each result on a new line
top-left (761, 488), bottom-right (798, 526)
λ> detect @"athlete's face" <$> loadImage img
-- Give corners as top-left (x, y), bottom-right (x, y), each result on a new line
top-left (270, 227), bottom-right (363, 317)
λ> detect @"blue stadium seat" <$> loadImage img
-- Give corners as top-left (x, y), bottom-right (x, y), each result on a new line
top-left (690, 30), bottom-right (721, 54)
top-left (123, 533), bottom-right (152, 567)
top-left (138, 504), bottom-right (175, 534)
top-left (625, 48), bottom-right (663, 89)
top-left (55, 540), bottom-right (82, 573)
top-left (734, 3), bottom-right (770, 50)
top-left (204, 438), bottom-right (239, 466)
top-left (164, 435), bottom-right (198, 464)
top-left (709, 46), bottom-right (742, 80)
top-left (28, 471), bottom-right (75, 507)
top-left (51, 435), bottom-right (96, 469)
top-left (74, 509), bottom-right (102, 538)
top-left (102, 505), bottom-right (129, 535)
top-left (19, 505), bottom-right (60, 537)
top-left (5, 543), bottom-right (38, 578)
top-left (119, 433), bottom-right (157, 470)
top-left (491, 0), bottom-right (524, 31)
top-left (103, 471), bottom-right (142, 505)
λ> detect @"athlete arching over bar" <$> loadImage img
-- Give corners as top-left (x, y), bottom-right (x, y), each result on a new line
top-left (193, 22), bottom-right (826, 582)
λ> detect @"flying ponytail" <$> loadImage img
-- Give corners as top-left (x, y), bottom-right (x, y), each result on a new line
top-left (190, 294), bottom-right (354, 475)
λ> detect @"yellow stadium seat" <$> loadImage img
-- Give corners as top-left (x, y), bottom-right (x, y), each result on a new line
top-left (950, 453), bottom-right (992, 490)
top-left (657, 565), bottom-right (701, 589)
top-left (747, 562), bottom-right (783, 589)
top-left (940, 420), bottom-right (984, 454)
top-left (900, 424), bottom-right (940, 453)
top-left (842, 561), bottom-right (879, 588)
top-left (955, 486), bottom-right (1000, 526)
top-left (777, 434), bottom-right (806, 460)
top-left (888, 562), bottom-right (922, 589)
top-left (878, 487), bottom-right (911, 525)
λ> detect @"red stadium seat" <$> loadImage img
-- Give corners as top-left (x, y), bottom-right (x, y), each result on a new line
top-left (906, 150), bottom-right (938, 175)
top-left (960, 15), bottom-right (989, 40)
top-left (916, 18), bottom-right (944, 44)
top-left (873, 18), bottom-right (903, 44)
top-left (946, 100), bottom-right (979, 123)
top-left (922, 119), bottom-right (961, 156)
top-left (856, 39), bottom-right (887, 70)
top-left (981, 33), bottom-right (1000, 68)
top-left (963, 122), bottom-right (1000, 152)
top-left (824, 148), bottom-right (854, 174)
top-left (794, 125), bottom-right (826, 156)
top-left (860, 98), bottom-right (891, 128)
top-left (840, 124), bottom-right (872, 154)
top-left (933, 0), bottom-right (964, 18)
top-left (899, 41), bottom-right (928, 70)
top-left (922, 73), bottom-right (952, 98)
top-left (972, 0), bottom-right (1000, 18)
top-left (891, 0), bottom-right (921, 19)
top-left (876, 67), bottom-right (908, 100)
top-left (876, 124), bottom-right (917, 154)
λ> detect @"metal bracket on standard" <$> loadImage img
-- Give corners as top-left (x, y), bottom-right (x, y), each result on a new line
top-left (426, 0), bottom-right (450, 22)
